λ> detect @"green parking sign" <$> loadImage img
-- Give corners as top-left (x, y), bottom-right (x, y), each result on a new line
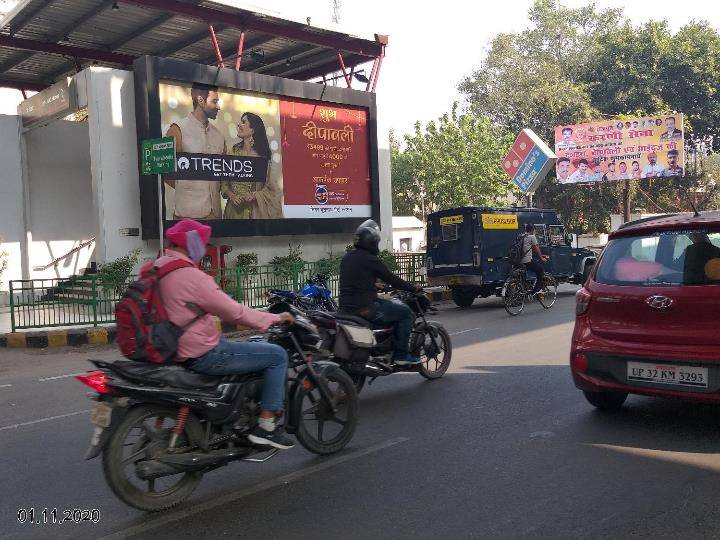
top-left (141, 137), bottom-right (176, 175)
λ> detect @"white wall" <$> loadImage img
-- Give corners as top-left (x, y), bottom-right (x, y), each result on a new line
top-left (376, 102), bottom-right (393, 251)
top-left (0, 114), bottom-right (23, 291)
top-left (85, 68), bottom-right (147, 264)
top-left (392, 228), bottom-right (425, 252)
top-left (25, 120), bottom-right (96, 280)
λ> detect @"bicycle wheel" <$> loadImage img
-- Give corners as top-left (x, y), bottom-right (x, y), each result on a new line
top-left (503, 278), bottom-right (525, 316)
top-left (537, 275), bottom-right (558, 309)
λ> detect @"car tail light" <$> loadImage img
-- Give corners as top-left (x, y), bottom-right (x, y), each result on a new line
top-left (75, 371), bottom-right (112, 394)
top-left (576, 287), bottom-right (592, 316)
top-left (571, 353), bottom-right (588, 372)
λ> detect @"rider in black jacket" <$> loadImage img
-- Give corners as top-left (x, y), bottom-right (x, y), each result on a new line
top-left (339, 220), bottom-right (421, 364)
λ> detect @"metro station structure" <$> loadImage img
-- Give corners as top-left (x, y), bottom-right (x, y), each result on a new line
top-left (0, 0), bottom-right (391, 288)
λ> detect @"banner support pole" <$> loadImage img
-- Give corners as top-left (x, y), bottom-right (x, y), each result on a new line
top-left (158, 173), bottom-right (164, 253)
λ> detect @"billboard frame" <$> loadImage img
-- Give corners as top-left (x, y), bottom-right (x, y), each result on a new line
top-left (134, 55), bottom-right (380, 239)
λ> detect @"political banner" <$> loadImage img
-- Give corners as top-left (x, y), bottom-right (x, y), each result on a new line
top-left (554, 114), bottom-right (684, 184)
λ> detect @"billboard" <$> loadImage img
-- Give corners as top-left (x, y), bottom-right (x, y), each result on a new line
top-left (501, 129), bottom-right (556, 194)
top-left (554, 114), bottom-right (684, 184)
top-left (134, 56), bottom-right (379, 239)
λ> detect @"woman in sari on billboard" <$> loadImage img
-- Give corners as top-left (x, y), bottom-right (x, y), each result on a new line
top-left (221, 112), bottom-right (283, 219)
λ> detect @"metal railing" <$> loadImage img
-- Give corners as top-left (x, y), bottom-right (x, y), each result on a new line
top-left (8, 253), bottom-right (426, 331)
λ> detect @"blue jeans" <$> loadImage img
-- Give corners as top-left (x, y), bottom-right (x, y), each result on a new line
top-left (189, 338), bottom-right (288, 412)
top-left (367, 298), bottom-right (413, 358)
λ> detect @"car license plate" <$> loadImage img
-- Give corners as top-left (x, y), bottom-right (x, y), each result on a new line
top-left (90, 402), bottom-right (113, 427)
top-left (627, 362), bottom-right (708, 388)
top-left (448, 277), bottom-right (461, 285)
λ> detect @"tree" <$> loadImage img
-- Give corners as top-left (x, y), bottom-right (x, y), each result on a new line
top-left (391, 105), bottom-right (516, 218)
top-left (457, 0), bottom-right (720, 232)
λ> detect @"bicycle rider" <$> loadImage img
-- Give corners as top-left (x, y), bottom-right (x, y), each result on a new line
top-left (520, 223), bottom-right (550, 295)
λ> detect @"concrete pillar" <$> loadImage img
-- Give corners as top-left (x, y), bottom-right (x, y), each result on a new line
top-left (84, 67), bottom-right (147, 264)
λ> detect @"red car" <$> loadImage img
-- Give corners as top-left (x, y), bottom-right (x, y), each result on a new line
top-left (571, 212), bottom-right (720, 409)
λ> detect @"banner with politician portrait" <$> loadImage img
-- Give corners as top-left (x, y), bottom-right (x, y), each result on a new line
top-left (159, 81), bottom-right (372, 220)
top-left (554, 114), bottom-right (684, 184)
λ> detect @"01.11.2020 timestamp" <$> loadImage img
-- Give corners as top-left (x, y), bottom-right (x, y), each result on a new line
top-left (17, 508), bottom-right (101, 525)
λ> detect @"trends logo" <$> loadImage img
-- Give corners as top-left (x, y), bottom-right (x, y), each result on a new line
top-left (315, 184), bottom-right (329, 205)
top-left (168, 152), bottom-right (268, 182)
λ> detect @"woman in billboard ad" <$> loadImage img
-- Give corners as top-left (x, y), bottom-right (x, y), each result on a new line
top-left (222, 112), bottom-right (282, 219)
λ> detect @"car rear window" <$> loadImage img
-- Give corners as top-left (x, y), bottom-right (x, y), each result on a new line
top-left (595, 230), bottom-right (720, 286)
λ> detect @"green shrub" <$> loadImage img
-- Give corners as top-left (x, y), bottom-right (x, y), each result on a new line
top-left (97, 249), bottom-right (141, 296)
top-left (271, 243), bottom-right (304, 280)
top-left (235, 252), bottom-right (258, 273)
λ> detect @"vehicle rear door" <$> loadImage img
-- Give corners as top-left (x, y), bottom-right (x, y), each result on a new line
top-left (427, 209), bottom-right (477, 276)
top-left (587, 229), bottom-right (720, 346)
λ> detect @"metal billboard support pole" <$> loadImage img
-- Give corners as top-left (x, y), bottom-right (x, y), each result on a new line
top-left (158, 173), bottom-right (164, 253)
top-left (622, 180), bottom-right (630, 223)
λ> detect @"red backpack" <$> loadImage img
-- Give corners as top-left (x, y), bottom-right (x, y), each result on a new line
top-left (115, 259), bottom-right (204, 364)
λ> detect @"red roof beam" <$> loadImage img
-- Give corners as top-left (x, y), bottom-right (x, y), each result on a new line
top-left (119, 0), bottom-right (385, 57)
top-left (0, 35), bottom-right (136, 65)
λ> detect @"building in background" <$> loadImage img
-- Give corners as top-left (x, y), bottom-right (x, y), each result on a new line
top-left (392, 216), bottom-right (425, 252)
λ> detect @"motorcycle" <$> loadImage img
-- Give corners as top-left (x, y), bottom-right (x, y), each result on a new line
top-left (271, 288), bottom-right (452, 393)
top-left (75, 316), bottom-right (358, 512)
top-left (267, 273), bottom-right (337, 312)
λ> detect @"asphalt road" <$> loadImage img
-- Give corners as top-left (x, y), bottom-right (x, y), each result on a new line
top-left (3, 287), bottom-right (720, 539)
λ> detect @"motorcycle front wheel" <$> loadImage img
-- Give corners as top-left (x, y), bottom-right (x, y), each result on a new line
top-left (418, 324), bottom-right (452, 380)
top-left (102, 405), bottom-right (204, 512)
top-left (295, 369), bottom-right (358, 455)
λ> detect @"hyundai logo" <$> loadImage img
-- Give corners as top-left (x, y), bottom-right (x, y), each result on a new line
top-left (646, 295), bottom-right (673, 310)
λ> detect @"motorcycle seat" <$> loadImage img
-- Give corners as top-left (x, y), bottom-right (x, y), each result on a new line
top-left (334, 312), bottom-right (393, 332)
top-left (102, 360), bottom-right (225, 390)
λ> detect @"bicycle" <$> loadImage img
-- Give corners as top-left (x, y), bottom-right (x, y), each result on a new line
top-left (502, 263), bottom-right (558, 316)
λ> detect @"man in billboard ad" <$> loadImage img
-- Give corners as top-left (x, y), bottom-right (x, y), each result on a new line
top-left (165, 84), bottom-right (226, 219)
top-left (159, 81), bottom-right (372, 221)
top-left (553, 114), bottom-right (684, 185)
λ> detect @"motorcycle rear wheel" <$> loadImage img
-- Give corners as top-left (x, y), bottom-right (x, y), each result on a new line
top-left (102, 405), bottom-right (204, 512)
top-left (296, 369), bottom-right (358, 455)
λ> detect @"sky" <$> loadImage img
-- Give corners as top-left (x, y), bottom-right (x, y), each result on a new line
top-left (1, 0), bottom-right (720, 138)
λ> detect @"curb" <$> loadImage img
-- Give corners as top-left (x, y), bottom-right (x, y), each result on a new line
top-left (0, 292), bottom-right (453, 349)
top-left (0, 319), bottom-right (254, 349)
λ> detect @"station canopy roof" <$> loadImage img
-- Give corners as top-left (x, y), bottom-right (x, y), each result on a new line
top-left (0, 0), bottom-right (387, 92)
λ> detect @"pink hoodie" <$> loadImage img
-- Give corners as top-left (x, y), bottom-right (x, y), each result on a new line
top-left (141, 250), bottom-right (281, 360)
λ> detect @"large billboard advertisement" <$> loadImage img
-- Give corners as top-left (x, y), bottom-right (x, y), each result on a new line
top-left (134, 56), bottom-right (379, 238)
top-left (554, 114), bottom-right (684, 184)
top-left (160, 82), bottom-right (371, 221)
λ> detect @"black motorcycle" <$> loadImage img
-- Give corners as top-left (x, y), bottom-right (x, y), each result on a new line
top-left (271, 289), bottom-right (452, 393)
top-left (75, 317), bottom-right (358, 512)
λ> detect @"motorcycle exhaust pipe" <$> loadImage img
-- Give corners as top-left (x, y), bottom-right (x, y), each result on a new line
top-left (359, 362), bottom-right (393, 377)
top-left (135, 460), bottom-right (185, 480)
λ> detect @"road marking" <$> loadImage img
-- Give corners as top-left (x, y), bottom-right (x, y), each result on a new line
top-left (0, 409), bottom-right (91, 432)
top-left (0, 384), bottom-right (12, 388)
top-left (38, 372), bottom-right (84, 382)
top-left (450, 327), bottom-right (483, 336)
top-left (101, 436), bottom-right (410, 540)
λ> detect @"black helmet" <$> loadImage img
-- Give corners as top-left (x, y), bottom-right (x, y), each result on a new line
top-left (353, 219), bottom-right (381, 255)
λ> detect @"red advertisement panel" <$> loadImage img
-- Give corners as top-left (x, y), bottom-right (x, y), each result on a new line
top-left (280, 99), bottom-right (371, 218)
